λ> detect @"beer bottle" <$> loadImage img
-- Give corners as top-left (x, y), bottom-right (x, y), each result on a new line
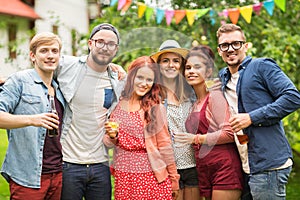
top-left (48, 95), bottom-right (59, 137)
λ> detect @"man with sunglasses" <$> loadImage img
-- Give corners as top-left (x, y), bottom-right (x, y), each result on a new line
top-left (55, 23), bottom-right (125, 200)
top-left (217, 23), bottom-right (300, 200)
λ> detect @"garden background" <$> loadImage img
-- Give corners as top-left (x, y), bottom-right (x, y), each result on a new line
top-left (1, 0), bottom-right (300, 199)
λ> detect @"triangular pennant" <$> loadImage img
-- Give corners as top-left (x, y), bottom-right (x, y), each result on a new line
top-left (209, 9), bottom-right (216, 25)
top-left (186, 9), bottom-right (198, 26)
top-left (145, 7), bottom-right (154, 22)
top-left (253, 2), bottom-right (263, 15)
top-left (240, 5), bottom-right (253, 23)
top-left (121, 0), bottom-right (132, 14)
top-left (174, 10), bottom-right (186, 24)
top-left (156, 8), bottom-right (165, 24)
top-left (219, 9), bottom-right (229, 17)
top-left (274, 0), bottom-right (286, 12)
top-left (197, 8), bottom-right (210, 18)
top-left (110, 0), bottom-right (118, 6)
top-left (117, 0), bottom-right (126, 10)
top-left (263, 0), bottom-right (275, 16)
top-left (165, 10), bottom-right (175, 26)
top-left (228, 8), bottom-right (240, 24)
top-left (137, 2), bottom-right (147, 18)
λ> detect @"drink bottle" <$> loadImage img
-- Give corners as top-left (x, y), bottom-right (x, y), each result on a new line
top-left (48, 95), bottom-right (59, 137)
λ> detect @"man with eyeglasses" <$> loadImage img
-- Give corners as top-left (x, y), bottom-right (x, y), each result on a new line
top-left (55, 23), bottom-right (126, 200)
top-left (217, 23), bottom-right (300, 200)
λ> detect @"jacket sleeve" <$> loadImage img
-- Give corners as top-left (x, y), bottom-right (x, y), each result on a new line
top-left (247, 59), bottom-right (300, 126)
top-left (145, 104), bottom-right (180, 190)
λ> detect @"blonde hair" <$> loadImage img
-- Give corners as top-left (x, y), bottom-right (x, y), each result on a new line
top-left (30, 32), bottom-right (62, 54)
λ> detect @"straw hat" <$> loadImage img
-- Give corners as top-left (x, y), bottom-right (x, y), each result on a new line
top-left (150, 40), bottom-right (189, 62)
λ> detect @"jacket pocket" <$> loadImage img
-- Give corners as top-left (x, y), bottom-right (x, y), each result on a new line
top-left (19, 94), bottom-right (42, 114)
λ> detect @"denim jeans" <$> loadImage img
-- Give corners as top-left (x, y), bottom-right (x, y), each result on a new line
top-left (61, 162), bottom-right (111, 200)
top-left (249, 166), bottom-right (292, 200)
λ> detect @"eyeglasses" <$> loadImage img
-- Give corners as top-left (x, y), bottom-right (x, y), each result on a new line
top-left (218, 41), bottom-right (245, 52)
top-left (91, 39), bottom-right (118, 51)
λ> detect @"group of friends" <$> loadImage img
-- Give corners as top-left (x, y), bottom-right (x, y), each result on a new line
top-left (0, 22), bottom-right (299, 200)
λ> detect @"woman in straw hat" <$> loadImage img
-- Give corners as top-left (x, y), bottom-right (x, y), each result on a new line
top-left (151, 40), bottom-right (201, 200)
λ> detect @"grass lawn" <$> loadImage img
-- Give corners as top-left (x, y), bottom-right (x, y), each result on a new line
top-left (0, 128), bottom-right (298, 199)
top-left (0, 129), bottom-right (9, 200)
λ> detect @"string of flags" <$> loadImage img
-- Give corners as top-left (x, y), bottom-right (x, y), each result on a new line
top-left (109, 0), bottom-right (287, 26)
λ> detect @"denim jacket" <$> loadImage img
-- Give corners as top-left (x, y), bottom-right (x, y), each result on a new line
top-left (55, 55), bottom-right (125, 142)
top-left (0, 69), bottom-right (65, 188)
top-left (219, 56), bottom-right (300, 174)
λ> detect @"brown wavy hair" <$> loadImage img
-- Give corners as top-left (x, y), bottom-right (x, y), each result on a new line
top-left (121, 56), bottom-right (162, 124)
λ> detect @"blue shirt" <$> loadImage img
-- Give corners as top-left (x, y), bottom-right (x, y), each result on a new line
top-left (0, 69), bottom-right (65, 188)
top-left (219, 56), bottom-right (300, 174)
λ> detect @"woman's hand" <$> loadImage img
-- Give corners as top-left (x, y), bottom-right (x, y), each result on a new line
top-left (172, 190), bottom-right (179, 200)
top-left (104, 120), bottom-right (119, 139)
top-left (174, 132), bottom-right (196, 147)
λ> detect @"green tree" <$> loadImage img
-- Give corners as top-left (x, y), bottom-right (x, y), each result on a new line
top-left (95, 0), bottom-right (300, 155)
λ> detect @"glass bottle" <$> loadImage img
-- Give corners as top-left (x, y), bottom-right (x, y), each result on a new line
top-left (48, 95), bottom-right (59, 137)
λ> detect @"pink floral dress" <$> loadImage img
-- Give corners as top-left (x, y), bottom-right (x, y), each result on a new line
top-left (111, 104), bottom-right (172, 200)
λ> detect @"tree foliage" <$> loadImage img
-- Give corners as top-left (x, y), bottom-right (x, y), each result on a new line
top-left (94, 0), bottom-right (300, 154)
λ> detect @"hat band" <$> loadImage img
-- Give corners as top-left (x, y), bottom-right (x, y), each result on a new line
top-left (160, 46), bottom-right (178, 51)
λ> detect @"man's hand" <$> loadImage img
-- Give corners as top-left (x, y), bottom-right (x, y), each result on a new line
top-left (30, 113), bottom-right (59, 130)
top-left (0, 77), bottom-right (6, 86)
top-left (229, 113), bottom-right (252, 132)
top-left (109, 63), bottom-right (126, 80)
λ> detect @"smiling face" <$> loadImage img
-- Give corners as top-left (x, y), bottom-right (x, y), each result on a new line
top-left (185, 56), bottom-right (212, 87)
top-left (133, 66), bottom-right (155, 98)
top-left (158, 52), bottom-right (182, 80)
top-left (30, 41), bottom-right (60, 74)
top-left (217, 30), bottom-right (248, 73)
top-left (88, 29), bottom-right (119, 66)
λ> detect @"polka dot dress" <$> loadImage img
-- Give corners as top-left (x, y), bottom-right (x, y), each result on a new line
top-left (111, 105), bottom-right (172, 200)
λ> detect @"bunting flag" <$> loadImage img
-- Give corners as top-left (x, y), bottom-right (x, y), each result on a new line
top-left (121, 0), bottom-right (132, 14)
top-left (137, 2), bottom-right (147, 18)
top-left (240, 5), bottom-right (253, 23)
top-left (197, 8), bottom-right (210, 18)
top-left (209, 9), bottom-right (216, 25)
top-left (274, 0), bottom-right (286, 12)
top-left (186, 9), bottom-right (198, 26)
top-left (156, 8), bottom-right (165, 24)
top-left (228, 8), bottom-right (240, 24)
top-left (117, 0), bottom-right (126, 10)
top-left (174, 10), bottom-right (186, 24)
top-left (263, 0), bottom-right (275, 16)
top-left (111, 0), bottom-right (289, 26)
top-left (253, 2), bottom-right (263, 15)
top-left (145, 7), bottom-right (154, 22)
top-left (219, 9), bottom-right (229, 18)
top-left (110, 0), bottom-right (118, 6)
top-left (165, 10), bottom-right (175, 26)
